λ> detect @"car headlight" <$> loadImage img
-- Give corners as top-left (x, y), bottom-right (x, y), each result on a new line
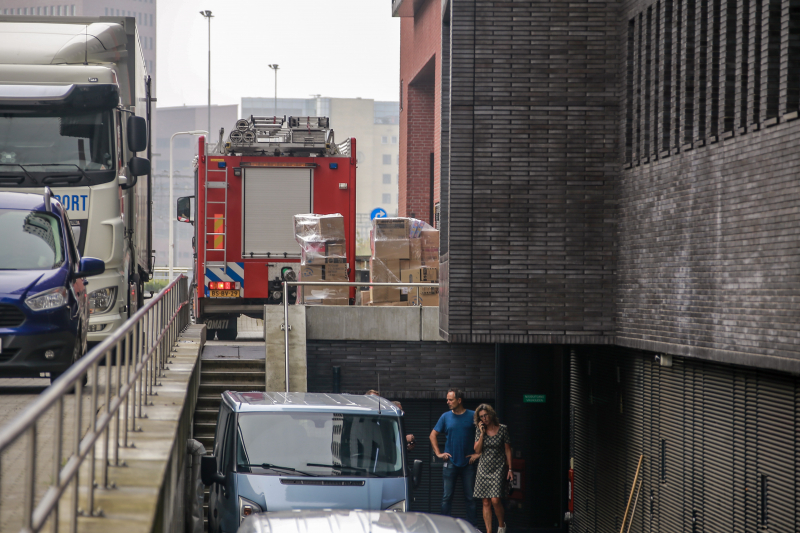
top-left (385, 499), bottom-right (407, 511)
top-left (89, 287), bottom-right (117, 315)
top-left (25, 286), bottom-right (68, 311)
top-left (239, 496), bottom-right (262, 524)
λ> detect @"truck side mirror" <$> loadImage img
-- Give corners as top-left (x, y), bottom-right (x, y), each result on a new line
top-left (412, 459), bottom-right (423, 489)
top-left (128, 156), bottom-right (150, 177)
top-left (177, 196), bottom-right (194, 224)
top-left (127, 115), bottom-right (147, 153)
top-left (201, 456), bottom-right (225, 486)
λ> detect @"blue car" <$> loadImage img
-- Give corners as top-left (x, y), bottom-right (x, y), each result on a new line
top-left (0, 189), bottom-right (104, 383)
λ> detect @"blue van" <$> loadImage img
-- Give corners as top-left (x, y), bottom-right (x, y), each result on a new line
top-left (201, 392), bottom-right (423, 532)
top-left (0, 189), bottom-right (104, 383)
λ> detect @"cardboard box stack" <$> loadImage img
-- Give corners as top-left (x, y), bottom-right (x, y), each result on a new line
top-left (293, 213), bottom-right (349, 305)
top-left (368, 217), bottom-right (440, 306)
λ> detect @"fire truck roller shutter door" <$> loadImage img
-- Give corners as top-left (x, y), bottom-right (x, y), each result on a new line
top-left (242, 167), bottom-right (312, 257)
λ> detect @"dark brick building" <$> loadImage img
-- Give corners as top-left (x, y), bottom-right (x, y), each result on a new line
top-left (394, 0), bottom-right (800, 531)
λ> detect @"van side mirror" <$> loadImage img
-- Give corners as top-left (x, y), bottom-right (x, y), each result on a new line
top-left (75, 257), bottom-right (105, 279)
top-left (127, 115), bottom-right (147, 153)
top-left (177, 196), bottom-right (194, 224)
top-left (128, 156), bottom-right (150, 177)
top-left (412, 459), bottom-right (423, 489)
top-left (201, 456), bottom-right (225, 486)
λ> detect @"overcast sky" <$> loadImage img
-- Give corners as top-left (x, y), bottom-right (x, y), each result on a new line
top-left (156, 0), bottom-right (401, 108)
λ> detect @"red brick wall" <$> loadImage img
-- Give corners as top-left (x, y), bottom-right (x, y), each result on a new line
top-left (399, 0), bottom-right (442, 224)
top-left (403, 82), bottom-right (435, 219)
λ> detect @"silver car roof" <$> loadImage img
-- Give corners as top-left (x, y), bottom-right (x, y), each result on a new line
top-left (222, 392), bottom-right (402, 416)
top-left (238, 510), bottom-right (476, 533)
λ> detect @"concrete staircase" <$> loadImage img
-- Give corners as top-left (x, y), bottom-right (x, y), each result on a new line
top-left (193, 359), bottom-right (266, 452)
top-left (194, 357), bottom-right (265, 531)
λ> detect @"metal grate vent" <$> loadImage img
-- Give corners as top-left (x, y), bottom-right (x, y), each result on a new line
top-left (280, 479), bottom-right (364, 486)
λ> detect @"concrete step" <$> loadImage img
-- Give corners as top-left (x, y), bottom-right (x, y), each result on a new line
top-left (194, 409), bottom-right (220, 423)
top-left (196, 435), bottom-right (214, 452)
top-left (194, 421), bottom-right (217, 435)
top-left (201, 359), bottom-right (264, 372)
top-left (199, 371), bottom-right (265, 384)
top-left (199, 383), bottom-right (265, 396)
top-left (197, 396), bottom-right (223, 410)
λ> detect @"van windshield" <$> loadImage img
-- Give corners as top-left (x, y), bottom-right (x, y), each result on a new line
top-left (0, 109), bottom-right (114, 170)
top-left (0, 209), bottom-right (63, 270)
top-left (236, 412), bottom-right (404, 478)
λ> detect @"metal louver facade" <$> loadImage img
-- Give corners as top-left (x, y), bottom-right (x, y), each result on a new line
top-left (571, 348), bottom-right (800, 533)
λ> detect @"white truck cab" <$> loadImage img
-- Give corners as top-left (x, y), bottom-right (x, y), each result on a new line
top-left (0, 17), bottom-right (153, 344)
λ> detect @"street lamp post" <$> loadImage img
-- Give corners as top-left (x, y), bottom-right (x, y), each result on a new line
top-left (169, 130), bottom-right (207, 280)
top-left (200, 10), bottom-right (213, 135)
top-left (268, 64), bottom-right (279, 116)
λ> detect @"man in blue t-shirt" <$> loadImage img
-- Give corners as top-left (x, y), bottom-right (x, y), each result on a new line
top-left (429, 388), bottom-right (479, 524)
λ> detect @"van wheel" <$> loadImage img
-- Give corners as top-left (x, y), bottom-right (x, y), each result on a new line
top-left (51, 334), bottom-right (88, 389)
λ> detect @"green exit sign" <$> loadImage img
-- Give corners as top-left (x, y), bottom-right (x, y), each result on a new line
top-left (523, 394), bottom-right (546, 403)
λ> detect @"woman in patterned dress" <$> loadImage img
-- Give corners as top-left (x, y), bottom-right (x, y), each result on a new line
top-left (473, 404), bottom-right (512, 533)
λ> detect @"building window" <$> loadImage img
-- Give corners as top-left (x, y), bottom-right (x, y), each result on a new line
top-left (392, 136), bottom-right (398, 144)
top-left (382, 194), bottom-right (391, 204)
top-left (382, 155), bottom-right (391, 165)
top-left (104, 7), bottom-right (108, 15)
top-left (381, 136), bottom-right (388, 144)
top-left (150, 14), bottom-right (153, 26)
top-left (382, 174), bottom-right (391, 184)
top-left (71, 5), bottom-right (75, 15)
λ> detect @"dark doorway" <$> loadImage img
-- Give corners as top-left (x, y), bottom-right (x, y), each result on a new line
top-left (496, 344), bottom-right (570, 532)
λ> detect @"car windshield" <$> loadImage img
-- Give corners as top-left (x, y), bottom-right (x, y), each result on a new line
top-left (0, 209), bottom-right (63, 270)
top-left (0, 109), bottom-right (114, 170)
top-left (236, 412), bottom-right (404, 478)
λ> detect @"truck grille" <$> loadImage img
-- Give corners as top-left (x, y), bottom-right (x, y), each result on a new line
top-left (0, 305), bottom-right (25, 327)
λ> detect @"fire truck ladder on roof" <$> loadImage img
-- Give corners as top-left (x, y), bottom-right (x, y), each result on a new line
top-left (204, 143), bottom-right (228, 270)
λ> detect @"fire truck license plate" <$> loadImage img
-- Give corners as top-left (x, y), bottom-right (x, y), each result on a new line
top-left (210, 290), bottom-right (240, 298)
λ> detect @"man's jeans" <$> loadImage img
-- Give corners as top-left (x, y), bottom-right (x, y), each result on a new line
top-left (441, 461), bottom-right (477, 524)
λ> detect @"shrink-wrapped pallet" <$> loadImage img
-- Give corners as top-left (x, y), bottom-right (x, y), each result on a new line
top-left (293, 213), bottom-right (349, 305)
top-left (368, 217), bottom-right (439, 306)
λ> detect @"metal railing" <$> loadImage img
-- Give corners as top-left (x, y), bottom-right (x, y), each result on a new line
top-left (0, 275), bottom-right (190, 533)
top-left (281, 281), bottom-right (439, 392)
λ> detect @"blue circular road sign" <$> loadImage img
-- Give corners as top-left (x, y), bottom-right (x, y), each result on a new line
top-left (370, 208), bottom-right (388, 220)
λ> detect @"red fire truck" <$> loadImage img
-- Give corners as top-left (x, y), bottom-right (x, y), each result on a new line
top-left (177, 116), bottom-right (357, 340)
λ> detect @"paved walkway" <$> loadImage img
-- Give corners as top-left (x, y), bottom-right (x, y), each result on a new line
top-left (0, 378), bottom-right (98, 532)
